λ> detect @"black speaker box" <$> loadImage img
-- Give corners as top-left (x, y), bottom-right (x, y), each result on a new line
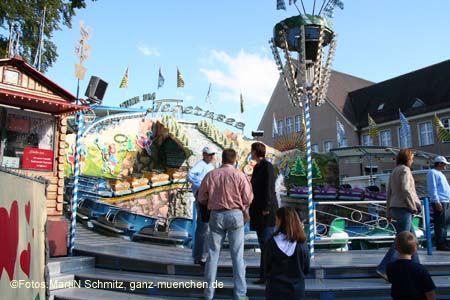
top-left (85, 76), bottom-right (108, 104)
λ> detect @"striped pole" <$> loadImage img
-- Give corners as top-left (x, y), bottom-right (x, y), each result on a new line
top-left (69, 111), bottom-right (84, 256)
top-left (191, 199), bottom-right (197, 258)
top-left (305, 98), bottom-right (315, 259)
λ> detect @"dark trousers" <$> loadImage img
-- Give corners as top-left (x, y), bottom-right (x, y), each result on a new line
top-left (256, 226), bottom-right (275, 280)
top-left (194, 201), bottom-right (209, 261)
top-left (433, 202), bottom-right (450, 247)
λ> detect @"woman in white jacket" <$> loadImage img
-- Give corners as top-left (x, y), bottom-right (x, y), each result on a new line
top-left (376, 148), bottom-right (421, 280)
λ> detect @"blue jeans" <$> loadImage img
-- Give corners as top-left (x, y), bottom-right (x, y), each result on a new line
top-left (194, 201), bottom-right (209, 262)
top-left (377, 207), bottom-right (420, 273)
top-left (256, 226), bottom-right (275, 280)
top-left (204, 209), bottom-right (246, 300)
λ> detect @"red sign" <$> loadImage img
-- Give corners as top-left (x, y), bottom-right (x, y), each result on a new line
top-left (22, 148), bottom-right (54, 171)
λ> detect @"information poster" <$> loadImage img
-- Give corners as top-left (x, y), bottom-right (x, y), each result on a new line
top-left (22, 148), bottom-right (53, 171)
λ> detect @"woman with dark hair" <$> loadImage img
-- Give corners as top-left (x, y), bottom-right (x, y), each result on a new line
top-left (265, 207), bottom-right (310, 300)
top-left (376, 148), bottom-right (422, 280)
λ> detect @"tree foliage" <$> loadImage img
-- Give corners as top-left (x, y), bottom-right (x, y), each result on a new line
top-left (0, 0), bottom-right (95, 72)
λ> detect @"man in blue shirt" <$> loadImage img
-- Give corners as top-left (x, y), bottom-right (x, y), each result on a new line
top-left (187, 146), bottom-right (215, 265)
top-left (426, 156), bottom-right (450, 251)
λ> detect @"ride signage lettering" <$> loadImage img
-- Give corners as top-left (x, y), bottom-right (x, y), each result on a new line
top-left (120, 92), bottom-right (156, 108)
top-left (147, 101), bottom-right (245, 130)
top-left (119, 94), bottom-right (246, 130)
top-left (22, 148), bottom-right (54, 171)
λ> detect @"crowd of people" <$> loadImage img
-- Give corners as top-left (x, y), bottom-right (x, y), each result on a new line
top-left (188, 145), bottom-right (447, 300)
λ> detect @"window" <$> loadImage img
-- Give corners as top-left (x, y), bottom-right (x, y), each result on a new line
top-left (277, 120), bottom-right (284, 136)
top-left (338, 138), bottom-right (347, 148)
top-left (312, 144), bottom-right (319, 152)
top-left (418, 122), bottom-right (433, 146)
top-left (295, 114), bottom-right (302, 132)
top-left (412, 98), bottom-right (425, 108)
top-left (397, 127), bottom-right (412, 148)
top-left (324, 141), bottom-right (333, 152)
top-left (442, 117), bottom-right (450, 130)
top-left (3, 69), bottom-right (20, 85)
top-left (286, 117), bottom-right (293, 134)
top-left (362, 134), bottom-right (373, 146)
top-left (379, 130), bottom-right (392, 147)
top-left (441, 117), bottom-right (450, 143)
top-left (1, 108), bottom-right (55, 170)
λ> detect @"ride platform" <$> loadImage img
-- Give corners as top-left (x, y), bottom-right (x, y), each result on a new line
top-left (50, 224), bottom-right (450, 300)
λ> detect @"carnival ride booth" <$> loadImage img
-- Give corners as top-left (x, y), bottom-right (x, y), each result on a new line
top-left (63, 114), bottom-right (197, 245)
top-left (0, 57), bottom-right (89, 256)
top-left (310, 146), bottom-right (436, 250)
top-left (278, 146), bottom-right (436, 250)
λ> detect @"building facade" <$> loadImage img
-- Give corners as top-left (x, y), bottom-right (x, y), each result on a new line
top-left (258, 60), bottom-right (450, 177)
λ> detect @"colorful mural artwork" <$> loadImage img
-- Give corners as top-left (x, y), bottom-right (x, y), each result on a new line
top-left (0, 171), bottom-right (46, 300)
top-left (64, 118), bottom-right (155, 178)
top-left (276, 149), bottom-right (339, 190)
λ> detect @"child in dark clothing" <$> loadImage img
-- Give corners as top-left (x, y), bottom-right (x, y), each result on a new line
top-left (386, 231), bottom-right (436, 300)
top-left (264, 207), bottom-right (310, 300)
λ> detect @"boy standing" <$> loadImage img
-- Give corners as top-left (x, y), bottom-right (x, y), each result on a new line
top-left (386, 231), bottom-right (436, 300)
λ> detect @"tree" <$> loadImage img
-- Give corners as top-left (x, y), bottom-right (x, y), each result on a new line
top-left (0, 0), bottom-right (95, 72)
top-left (290, 157), bottom-right (305, 176)
top-left (312, 159), bottom-right (322, 179)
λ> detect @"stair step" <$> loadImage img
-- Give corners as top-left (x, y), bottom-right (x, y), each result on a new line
top-left (68, 267), bottom-right (450, 300)
top-left (52, 287), bottom-right (174, 300)
top-left (49, 273), bottom-right (77, 291)
top-left (48, 256), bottom-right (95, 276)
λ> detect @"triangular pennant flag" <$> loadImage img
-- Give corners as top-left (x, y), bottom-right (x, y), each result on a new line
top-left (368, 114), bottom-right (379, 139)
top-left (177, 67), bottom-right (185, 88)
top-left (399, 110), bottom-right (411, 138)
top-left (276, 0), bottom-right (286, 10)
top-left (158, 67), bottom-right (165, 89)
top-left (119, 67), bottom-right (129, 88)
top-left (240, 93), bottom-right (244, 113)
top-left (434, 113), bottom-right (450, 142)
top-left (205, 83), bottom-right (212, 105)
top-left (301, 115), bottom-right (307, 151)
top-left (273, 113), bottom-right (278, 137)
top-left (336, 119), bottom-right (346, 147)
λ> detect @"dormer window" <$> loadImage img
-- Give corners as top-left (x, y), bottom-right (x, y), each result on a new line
top-left (377, 103), bottom-right (385, 111)
top-left (412, 98), bottom-right (425, 108)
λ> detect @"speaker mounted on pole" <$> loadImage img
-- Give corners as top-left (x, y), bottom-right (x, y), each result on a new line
top-left (85, 76), bottom-right (108, 105)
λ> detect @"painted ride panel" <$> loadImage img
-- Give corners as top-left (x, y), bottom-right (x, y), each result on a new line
top-left (288, 184), bottom-right (384, 201)
top-left (338, 184), bottom-right (365, 201)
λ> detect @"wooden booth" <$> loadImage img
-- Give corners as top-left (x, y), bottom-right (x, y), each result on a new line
top-left (0, 56), bottom-right (89, 256)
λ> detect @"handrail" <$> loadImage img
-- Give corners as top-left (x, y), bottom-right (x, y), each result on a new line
top-left (312, 199), bottom-right (431, 255)
top-left (423, 197), bottom-right (432, 255)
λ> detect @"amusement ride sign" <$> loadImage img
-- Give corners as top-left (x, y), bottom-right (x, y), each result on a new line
top-left (120, 94), bottom-right (245, 130)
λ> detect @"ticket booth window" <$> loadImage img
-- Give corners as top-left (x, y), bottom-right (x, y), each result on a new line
top-left (1, 108), bottom-right (55, 170)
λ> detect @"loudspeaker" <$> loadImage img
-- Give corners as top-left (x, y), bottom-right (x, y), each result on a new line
top-left (85, 76), bottom-right (108, 104)
top-left (251, 130), bottom-right (264, 137)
